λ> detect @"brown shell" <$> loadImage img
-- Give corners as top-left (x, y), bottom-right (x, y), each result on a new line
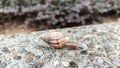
top-left (39, 30), bottom-right (69, 48)
top-left (49, 30), bottom-right (69, 48)
top-left (50, 37), bottom-right (69, 48)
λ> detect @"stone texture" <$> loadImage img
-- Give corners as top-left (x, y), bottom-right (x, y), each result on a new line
top-left (0, 22), bottom-right (120, 67)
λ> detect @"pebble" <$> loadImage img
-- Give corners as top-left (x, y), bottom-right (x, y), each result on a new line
top-left (107, 50), bottom-right (116, 55)
top-left (53, 60), bottom-right (60, 67)
top-left (85, 66), bottom-right (94, 68)
top-left (61, 61), bottom-right (69, 67)
top-left (30, 63), bottom-right (43, 68)
top-left (92, 29), bottom-right (102, 32)
top-left (92, 29), bottom-right (97, 32)
top-left (1, 47), bottom-right (10, 53)
top-left (14, 56), bottom-right (22, 60)
top-left (36, 50), bottom-right (44, 56)
top-left (25, 52), bottom-right (34, 59)
top-left (0, 63), bottom-right (7, 68)
top-left (89, 52), bottom-right (97, 57)
top-left (110, 33), bottom-right (120, 40)
top-left (80, 50), bottom-right (88, 55)
top-left (115, 46), bottom-right (120, 50)
top-left (9, 52), bottom-right (17, 57)
top-left (83, 34), bottom-right (95, 39)
top-left (0, 52), bottom-right (2, 56)
top-left (94, 45), bottom-right (104, 52)
top-left (97, 47), bottom-right (104, 52)
top-left (88, 45), bottom-right (94, 49)
top-left (69, 61), bottom-right (78, 68)
top-left (42, 57), bottom-right (50, 62)
top-left (25, 58), bottom-right (33, 63)
top-left (96, 58), bottom-right (104, 64)
top-left (108, 55), bottom-right (115, 60)
top-left (93, 64), bottom-right (102, 68)
top-left (9, 61), bottom-right (18, 68)
top-left (17, 47), bottom-right (27, 53)
top-left (34, 56), bottom-right (41, 60)
top-left (103, 63), bottom-right (111, 68)
top-left (67, 51), bottom-right (75, 57)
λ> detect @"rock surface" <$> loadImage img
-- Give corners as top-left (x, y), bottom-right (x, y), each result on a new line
top-left (0, 22), bottom-right (120, 68)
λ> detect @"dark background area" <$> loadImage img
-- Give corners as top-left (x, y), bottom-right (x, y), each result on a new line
top-left (0, 0), bottom-right (120, 34)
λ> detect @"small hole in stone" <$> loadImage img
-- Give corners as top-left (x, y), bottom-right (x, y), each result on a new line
top-left (68, 30), bottom-right (71, 33)
top-left (97, 48), bottom-right (104, 52)
top-left (80, 50), bottom-right (88, 55)
top-left (69, 61), bottom-right (78, 68)
top-left (78, 47), bottom-right (84, 50)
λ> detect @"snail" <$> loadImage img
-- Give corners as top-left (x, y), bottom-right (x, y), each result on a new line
top-left (37, 30), bottom-right (83, 50)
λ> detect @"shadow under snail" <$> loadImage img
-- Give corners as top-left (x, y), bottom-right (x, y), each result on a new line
top-left (37, 30), bottom-right (83, 50)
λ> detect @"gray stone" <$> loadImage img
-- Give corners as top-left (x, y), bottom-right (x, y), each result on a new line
top-left (69, 61), bottom-right (78, 68)
top-left (1, 47), bottom-right (10, 53)
top-left (61, 61), bottom-right (69, 67)
top-left (35, 50), bottom-right (44, 56)
top-left (0, 63), bottom-right (7, 68)
top-left (29, 63), bottom-right (43, 68)
top-left (93, 64), bottom-right (102, 68)
top-left (0, 22), bottom-right (119, 68)
top-left (96, 58), bottom-right (104, 64)
top-left (14, 56), bottom-right (22, 60)
top-left (25, 58), bottom-right (33, 63)
top-left (80, 50), bottom-right (88, 55)
top-left (9, 61), bottom-right (18, 68)
top-left (17, 47), bottom-right (27, 53)
top-left (117, 66), bottom-right (120, 68)
top-left (34, 56), bottom-right (41, 60)
top-left (53, 60), bottom-right (60, 67)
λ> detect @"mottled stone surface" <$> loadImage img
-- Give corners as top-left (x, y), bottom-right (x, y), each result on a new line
top-left (0, 22), bottom-right (120, 68)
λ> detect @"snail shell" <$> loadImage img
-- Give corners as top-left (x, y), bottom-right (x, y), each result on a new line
top-left (39, 30), bottom-right (69, 48)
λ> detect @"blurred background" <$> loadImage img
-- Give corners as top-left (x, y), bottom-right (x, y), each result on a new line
top-left (0, 0), bottom-right (120, 34)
